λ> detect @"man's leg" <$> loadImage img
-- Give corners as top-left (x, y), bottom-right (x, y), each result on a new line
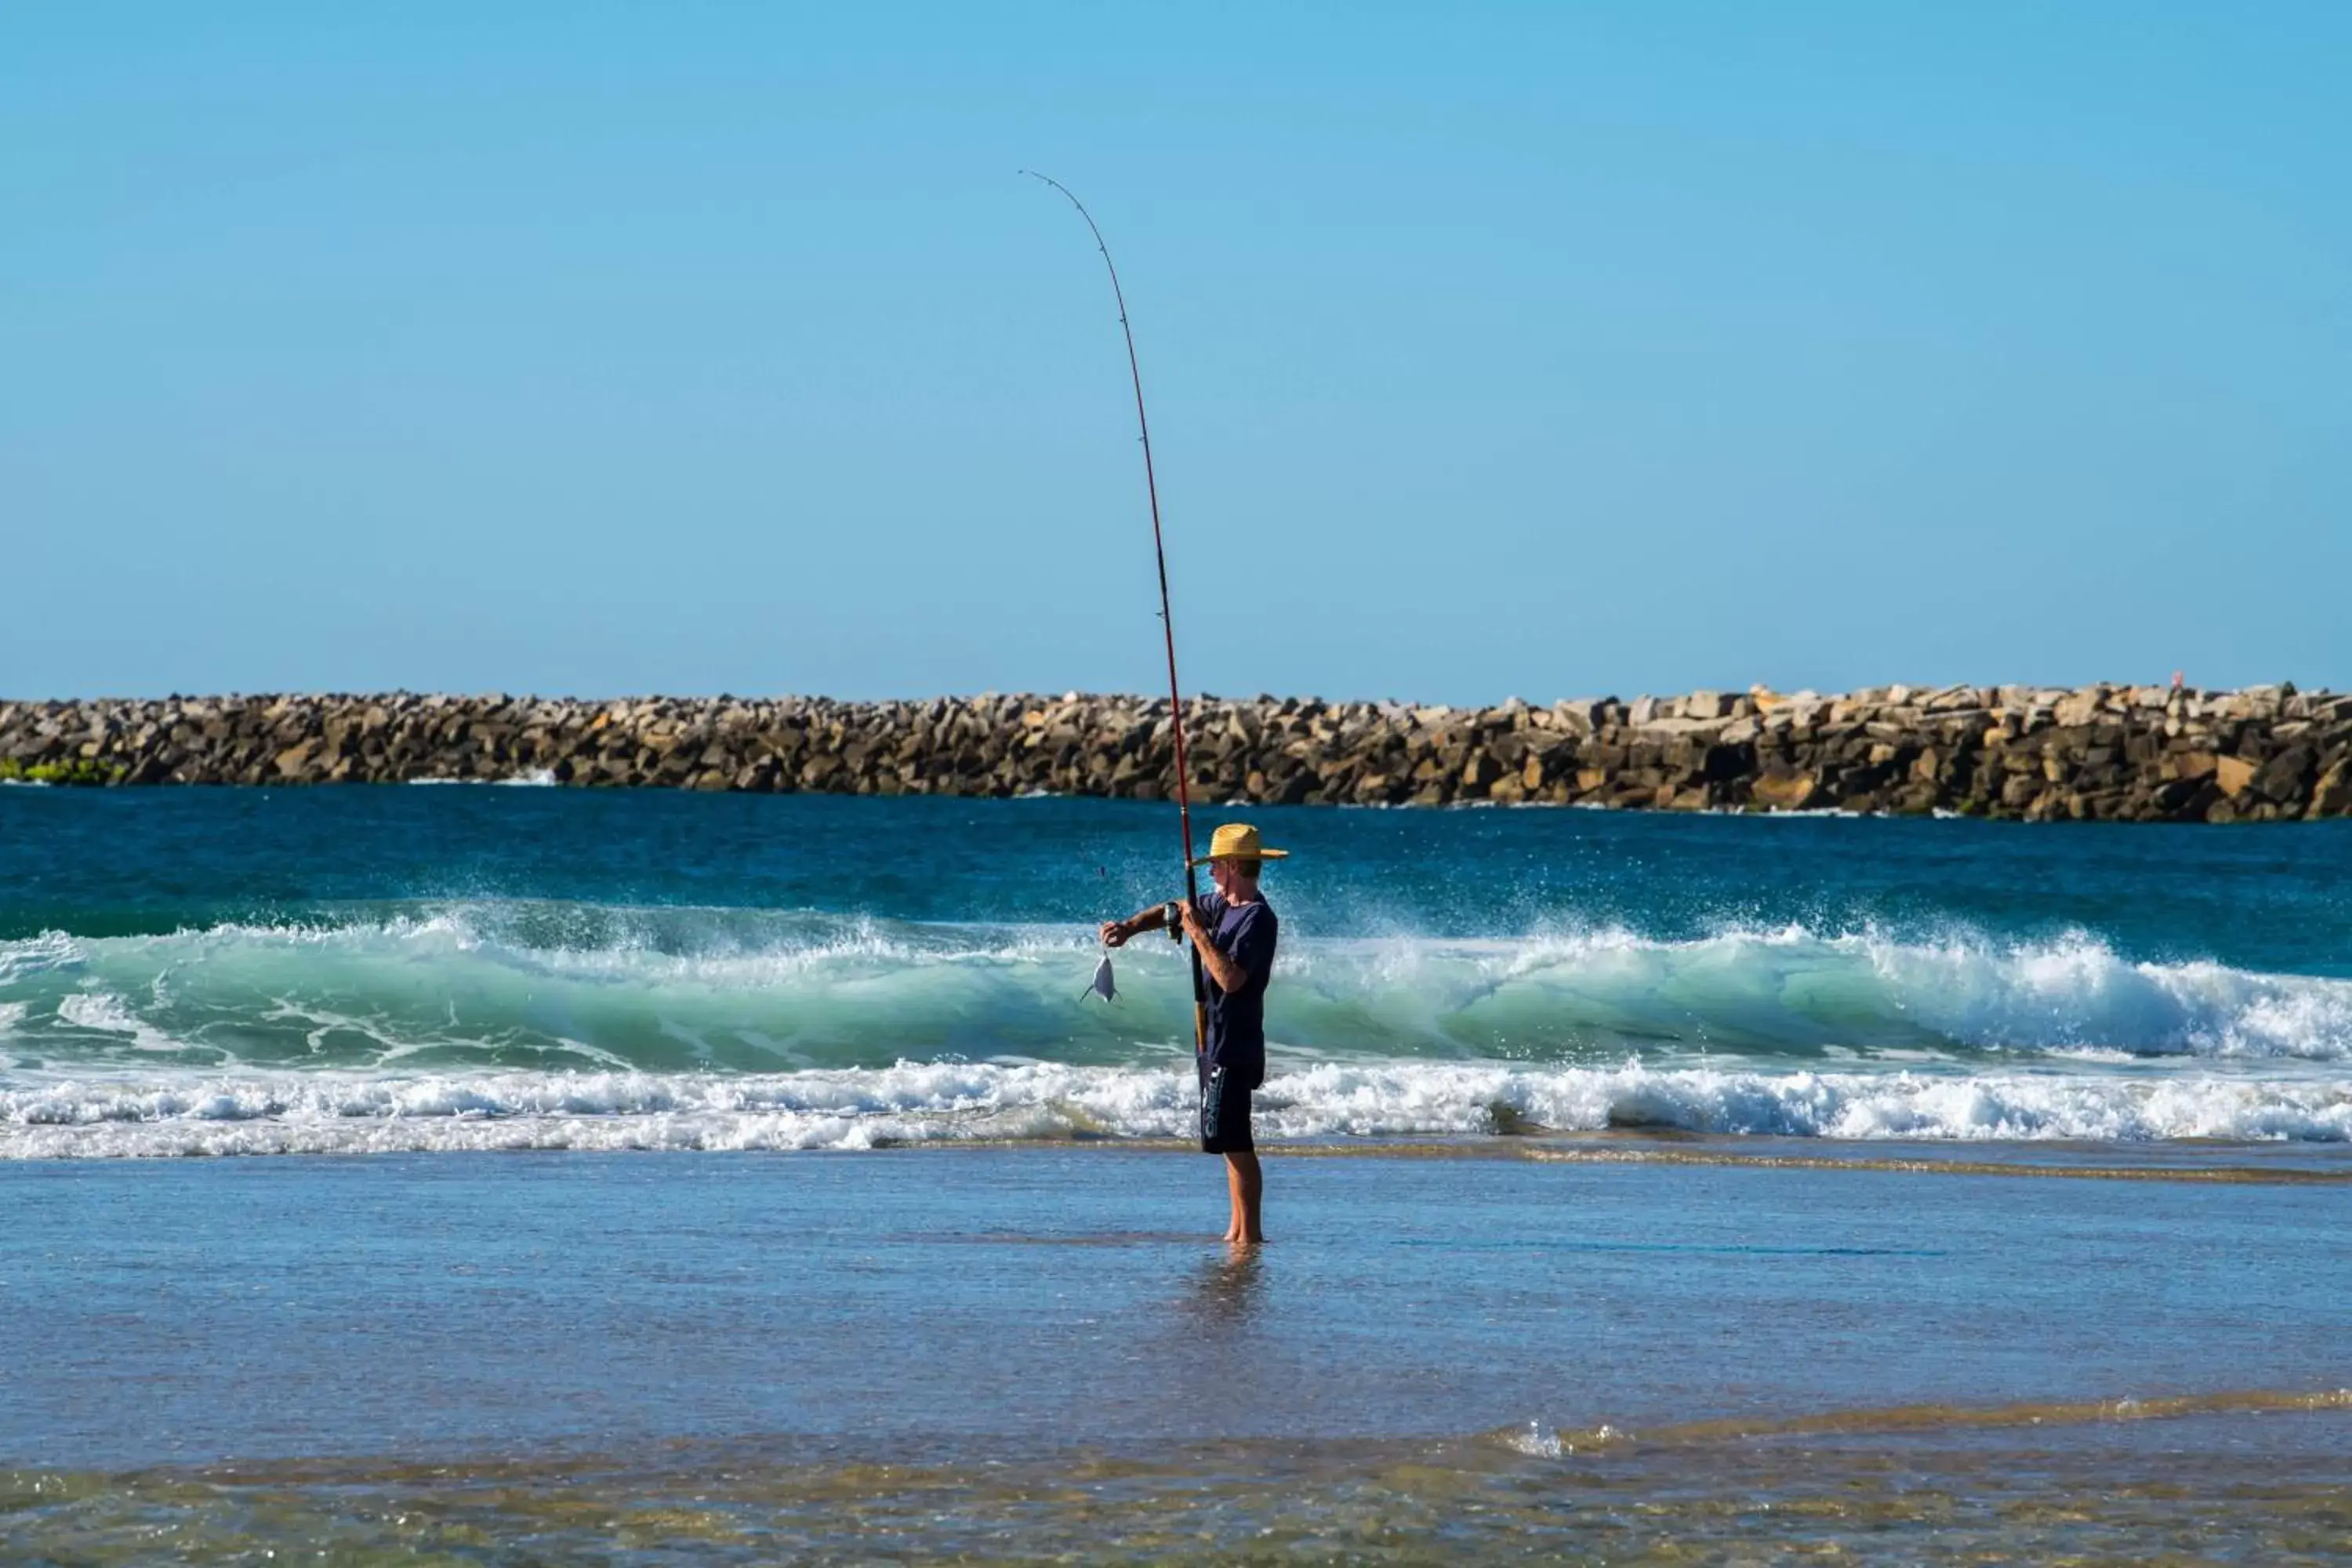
top-left (1225, 1151), bottom-right (1263, 1244)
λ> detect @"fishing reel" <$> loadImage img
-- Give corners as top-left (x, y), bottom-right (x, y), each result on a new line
top-left (1164, 901), bottom-right (1185, 942)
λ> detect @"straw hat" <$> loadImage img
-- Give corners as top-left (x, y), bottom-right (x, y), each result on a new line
top-left (1189, 822), bottom-right (1290, 867)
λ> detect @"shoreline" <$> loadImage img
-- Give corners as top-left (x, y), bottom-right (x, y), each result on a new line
top-left (6, 681), bottom-right (2350, 819)
top-left (14, 1381), bottom-right (2351, 1482)
top-left (9, 1127), bottom-right (2352, 1178)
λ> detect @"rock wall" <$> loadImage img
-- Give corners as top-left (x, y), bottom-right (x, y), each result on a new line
top-left (3, 684), bottom-right (2349, 822)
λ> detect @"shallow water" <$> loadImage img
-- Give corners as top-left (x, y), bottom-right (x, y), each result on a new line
top-left (5, 1148), bottom-right (2348, 1559)
top-left (14, 1423), bottom-right (2352, 1563)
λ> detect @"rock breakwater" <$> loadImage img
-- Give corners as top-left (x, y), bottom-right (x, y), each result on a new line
top-left (4, 685), bottom-right (2349, 822)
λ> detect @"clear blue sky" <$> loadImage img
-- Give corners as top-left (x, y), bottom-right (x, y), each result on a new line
top-left (6, 4), bottom-right (2346, 702)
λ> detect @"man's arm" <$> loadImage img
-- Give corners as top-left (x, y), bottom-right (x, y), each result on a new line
top-left (1099, 903), bottom-right (1174, 949)
top-left (1105, 901), bottom-right (1254, 991)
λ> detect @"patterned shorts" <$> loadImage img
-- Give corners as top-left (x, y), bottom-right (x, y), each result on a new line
top-left (1197, 1060), bottom-right (1255, 1154)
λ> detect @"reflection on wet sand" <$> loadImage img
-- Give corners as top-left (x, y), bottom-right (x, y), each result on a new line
top-left (1183, 1242), bottom-right (1264, 1326)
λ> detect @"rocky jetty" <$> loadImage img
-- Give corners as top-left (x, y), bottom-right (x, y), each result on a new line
top-left (3, 685), bottom-right (2349, 822)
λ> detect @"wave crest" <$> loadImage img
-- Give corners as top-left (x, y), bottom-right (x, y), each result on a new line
top-left (2, 905), bottom-right (2350, 1072)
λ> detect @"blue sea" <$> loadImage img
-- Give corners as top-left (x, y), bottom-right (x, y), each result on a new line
top-left (5, 789), bottom-right (2350, 1561)
top-left (4, 789), bottom-right (2351, 1153)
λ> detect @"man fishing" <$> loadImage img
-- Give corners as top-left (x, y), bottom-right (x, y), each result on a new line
top-left (1100, 822), bottom-right (1284, 1245)
top-left (1030, 176), bottom-right (1281, 1239)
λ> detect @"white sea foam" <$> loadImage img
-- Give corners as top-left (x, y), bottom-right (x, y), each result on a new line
top-left (0, 931), bottom-right (80, 985)
top-left (405, 770), bottom-right (558, 786)
top-left (1504, 1420), bottom-right (1565, 1459)
top-left (54, 991), bottom-right (182, 1053)
top-left (5, 1058), bottom-right (2350, 1157)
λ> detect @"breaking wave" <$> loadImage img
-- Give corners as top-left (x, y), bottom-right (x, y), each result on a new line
top-left (2, 903), bottom-right (2349, 1073)
top-left (5, 901), bottom-right (2350, 1155)
top-left (5, 1059), bottom-right (2351, 1157)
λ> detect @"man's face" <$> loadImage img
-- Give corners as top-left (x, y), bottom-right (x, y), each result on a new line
top-left (1210, 858), bottom-right (1250, 897)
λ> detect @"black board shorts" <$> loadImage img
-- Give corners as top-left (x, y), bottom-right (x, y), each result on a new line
top-left (1197, 1058), bottom-right (1255, 1154)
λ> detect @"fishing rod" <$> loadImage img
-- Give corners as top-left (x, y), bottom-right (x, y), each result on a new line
top-left (1024, 170), bottom-right (1207, 1053)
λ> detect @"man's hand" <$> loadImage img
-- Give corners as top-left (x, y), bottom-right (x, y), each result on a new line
top-left (1099, 919), bottom-right (1133, 949)
top-left (1178, 900), bottom-right (1248, 994)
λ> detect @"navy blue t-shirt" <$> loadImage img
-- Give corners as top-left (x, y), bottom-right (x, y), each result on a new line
top-left (1195, 890), bottom-right (1278, 1084)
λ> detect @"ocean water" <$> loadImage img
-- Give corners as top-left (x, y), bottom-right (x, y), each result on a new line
top-left (4, 787), bottom-right (2351, 1156)
top-left (9, 789), bottom-right (2352, 1560)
